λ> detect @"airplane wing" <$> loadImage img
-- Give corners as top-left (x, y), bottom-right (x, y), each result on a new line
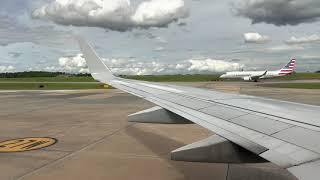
top-left (257, 70), bottom-right (268, 78)
top-left (248, 70), bottom-right (268, 81)
top-left (78, 37), bottom-right (320, 180)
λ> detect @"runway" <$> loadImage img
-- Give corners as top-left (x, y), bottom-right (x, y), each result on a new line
top-left (2, 81), bottom-right (318, 180)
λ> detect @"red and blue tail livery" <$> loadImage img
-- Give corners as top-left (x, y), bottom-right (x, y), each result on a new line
top-left (279, 58), bottom-right (296, 76)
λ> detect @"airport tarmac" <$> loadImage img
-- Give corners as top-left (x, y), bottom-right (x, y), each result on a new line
top-left (2, 81), bottom-right (319, 180)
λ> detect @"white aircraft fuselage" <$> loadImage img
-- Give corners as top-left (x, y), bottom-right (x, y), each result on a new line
top-left (221, 70), bottom-right (281, 80)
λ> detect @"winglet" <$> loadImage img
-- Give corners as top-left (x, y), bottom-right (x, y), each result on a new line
top-left (262, 70), bottom-right (267, 76)
top-left (76, 36), bottom-right (115, 83)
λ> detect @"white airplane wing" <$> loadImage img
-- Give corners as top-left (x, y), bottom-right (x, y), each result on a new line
top-left (246, 70), bottom-right (268, 81)
top-left (255, 70), bottom-right (268, 78)
top-left (78, 37), bottom-right (320, 180)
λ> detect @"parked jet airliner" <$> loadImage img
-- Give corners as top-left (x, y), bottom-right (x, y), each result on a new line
top-left (220, 58), bottom-right (296, 81)
top-left (77, 37), bottom-right (319, 180)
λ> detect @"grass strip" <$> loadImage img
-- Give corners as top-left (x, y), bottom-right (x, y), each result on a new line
top-left (259, 83), bottom-right (320, 89)
top-left (0, 82), bottom-right (112, 90)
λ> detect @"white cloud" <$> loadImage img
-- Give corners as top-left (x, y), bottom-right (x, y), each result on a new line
top-left (131, 0), bottom-right (188, 27)
top-left (285, 34), bottom-right (320, 44)
top-left (79, 68), bottom-right (90, 73)
top-left (32, 0), bottom-right (189, 31)
top-left (266, 45), bottom-right (304, 52)
top-left (187, 59), bottom-right (243, 73)
top-left (38, 54), bottom-right (89, 73)
top-left (56, 54), bottom-right (244, 74)
top-left (106, 58), bottom-right (243, 75)
top-left (58, 54), bottom-right (87, 72)
top-left (0, 65), bottom-right (15, 73)
top-left (44, 66), bottom-right (59, 72)
top-left (154, 47), bottom-right (164, 51)
top-left (300, 55), bottom-right (320, 60)
top-left (155, 36), bottom-right (168, 43)
top-left (244, 33), bottom-right (271, 44)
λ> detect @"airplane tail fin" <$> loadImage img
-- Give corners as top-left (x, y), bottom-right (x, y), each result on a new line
top-left (279, 58), bottom-right (296, 75)
top-left (76, 37), bottom-right (115, 83)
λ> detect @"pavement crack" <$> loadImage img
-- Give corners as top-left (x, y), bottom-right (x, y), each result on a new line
top-left (16, 123), bottom-right (135, 180)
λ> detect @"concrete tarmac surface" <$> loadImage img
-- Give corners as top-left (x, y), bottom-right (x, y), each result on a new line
top-left (2, 81), bottom-right (318, 180)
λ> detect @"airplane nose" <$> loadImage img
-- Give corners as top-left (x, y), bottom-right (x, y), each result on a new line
top-left (220, 74), bottom-right (226, 78)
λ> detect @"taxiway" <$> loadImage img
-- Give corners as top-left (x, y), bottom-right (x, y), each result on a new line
top-left (2, 81), bottom-right (318, 180)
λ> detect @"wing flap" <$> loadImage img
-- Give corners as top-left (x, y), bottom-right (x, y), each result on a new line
top-left (273, 126), bottom-right (320, 154)
top-left (199, 105), bottom-right (249, 120)
top-left (229, 114), bottom-right (293, 135)
top-left (288, 159), bottom-right (320, 180)
top-left (214, 98), bottom-right (320, 130)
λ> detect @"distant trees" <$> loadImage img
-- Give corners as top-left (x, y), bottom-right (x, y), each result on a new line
top-left (0, 71), bottom-right (91, 78)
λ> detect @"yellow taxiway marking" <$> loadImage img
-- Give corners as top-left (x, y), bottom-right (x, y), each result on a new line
top-left (0, 137), bottom-right (57, 152)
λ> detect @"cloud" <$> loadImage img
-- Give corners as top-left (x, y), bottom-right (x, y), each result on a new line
top-left (0, 65), bottom-right (15, 73)
top-left (56, 54), bottom-right (244, 74)
top-left (32, 0), bottom-right (189, 31)
top-left (155, 36), bottom-right (168, 44)
top-left (266, 45), bottom-right (304, 52)
top-left (0, 15), bottom-right (72, 46)
top-left (154, 47), bottom-right (165, 51)
top-left (285, 34), bottom-right (320, 44)
top-left (233, 0), bottom-right (320, 26)
top-left (131, 0), bottom-right (188, 28)
top-left (36, 54), bottom-right (88, 73)
top-left (186, 59), bottom-right (243, 73)
top-left (8, 52), bottom-right (22, 58)
top-left (108, 58), bottom-right (243, 75)
top-left (43, 66), bottom-right (60, 72)
top-left (244, 33), bottom-right (270, 43)
top-left (58, 54), bottom-right (87, 72)
top-left (300, 55), bottom-right (320, 60)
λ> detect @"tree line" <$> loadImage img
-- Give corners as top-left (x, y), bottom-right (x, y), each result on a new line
top-left (0, 71), bottom-right (91, 78)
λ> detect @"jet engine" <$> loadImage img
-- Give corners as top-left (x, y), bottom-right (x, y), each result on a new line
top-left (243, 76), bottom-right (252, 81)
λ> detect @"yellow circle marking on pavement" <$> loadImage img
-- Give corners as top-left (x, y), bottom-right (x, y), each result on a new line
top-left (0, 137), bottom-right (57, 152)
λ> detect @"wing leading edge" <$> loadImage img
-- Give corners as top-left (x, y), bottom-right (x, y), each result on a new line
top-left (77, 37), bottom-right (320, 180)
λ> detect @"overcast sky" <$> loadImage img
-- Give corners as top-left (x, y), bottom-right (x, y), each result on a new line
top-left (0, 0), bottom-right (320, 74)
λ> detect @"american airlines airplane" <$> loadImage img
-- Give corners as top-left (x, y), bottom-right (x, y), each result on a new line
top-left (78, 37), bottom-right (319, 180)
top-left (220, 58), bottom-right (296, 82)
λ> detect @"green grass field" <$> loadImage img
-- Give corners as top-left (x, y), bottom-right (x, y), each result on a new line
top-left (273, 73), bottom-right (320, 80)
top-left (123, 73), bottom-right (320, 82)
top-left (121, 74), bottom-right (222, 82)
top-left (0, 73), bottom-right (319, 83)
top-left (259, 83), bottom-right (320, 89)
top-left (0, 82), bottom-right (110, 90)
top-left (0, 73), bottom-right (319, 90)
